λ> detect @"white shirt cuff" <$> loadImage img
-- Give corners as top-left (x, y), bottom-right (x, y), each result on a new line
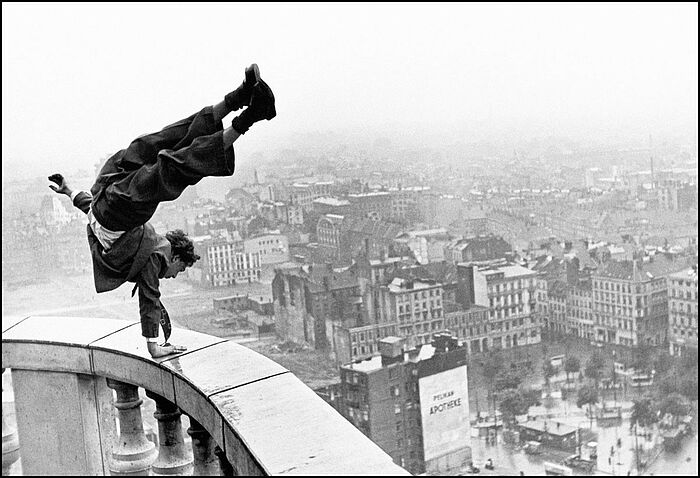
top-left (70, 190), bottom-right (84, 203)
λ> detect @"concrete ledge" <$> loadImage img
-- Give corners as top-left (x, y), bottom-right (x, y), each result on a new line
top-left (2, 316), bottom-right (410, 476)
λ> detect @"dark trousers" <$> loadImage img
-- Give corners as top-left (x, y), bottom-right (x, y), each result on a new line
top-left (90, 106), bottom-right (235, 231)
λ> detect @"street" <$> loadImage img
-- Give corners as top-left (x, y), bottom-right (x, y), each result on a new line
top-left (462, 391), bottom-right (698, 477)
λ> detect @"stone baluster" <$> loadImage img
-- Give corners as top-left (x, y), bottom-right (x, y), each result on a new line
top-left (186, 417), bottom-right (220, 475)
top-left (145, 391), bottom-right (193, 476)
top-left (1, 369), bottom-right (20, 475)
top-left (106, 378), bottom-right (157, 475)
top-left (214, 445), bottom-right (235, 476)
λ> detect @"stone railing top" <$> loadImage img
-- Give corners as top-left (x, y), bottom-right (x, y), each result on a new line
top-left (2, 316), bottom-right (410, 476)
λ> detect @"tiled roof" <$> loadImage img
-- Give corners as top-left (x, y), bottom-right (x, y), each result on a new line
top-left (595, 255), bottom-right (693, 282)
top-left (342, 216), bottom-right (404, 240)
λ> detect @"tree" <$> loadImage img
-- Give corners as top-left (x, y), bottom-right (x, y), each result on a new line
top-left (577, 385), bottom-right (599, 428)
top-left (494, 369), bottom-right (523, 393)
top-left (496, 388), bottom-right (531, 429)
top-left (543, 360), bottom-right (556, 393)
top-left (481, 351), bottom-right (505, 416)
top-left (678, 374), bottom-right (698, 401)
top-left (652, 352), bottom-right (673, 376)
top-left (630, 395), bottom-right (659, 473)
top-left (657, 393), bottom-right (689, 427)
top-left (631, 347), bottom-right (653, 373)
top-left (679, 347), bottom-right (698, 371)
top-left (585, 352), bottom-right (605, 388)
top-left (564, 356), bottom-right (581, 385)
top-left (630, 396), bottom-right (657, 431)
top-left (247, 215), bottom-right (272, 236)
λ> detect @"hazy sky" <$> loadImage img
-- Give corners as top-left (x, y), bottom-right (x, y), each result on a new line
top-left (2, 2), bottom-right (698, 180)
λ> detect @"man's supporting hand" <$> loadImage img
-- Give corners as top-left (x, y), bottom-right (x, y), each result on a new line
top-left (147, 341), bottom-right (188, 358)
top-left (48, 173), bottom-right (73, 197)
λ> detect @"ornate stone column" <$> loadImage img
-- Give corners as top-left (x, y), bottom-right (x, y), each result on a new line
top-left (106, 378), bottom-right (157, 475)
top-left (186, 417), bottom-right (220, 475)
top-left (145, 391), bottom-right (193, 475)
top-left (214, 445), bottom-right (235, 476)
top-left (1, 369), bottom-right (20, 475)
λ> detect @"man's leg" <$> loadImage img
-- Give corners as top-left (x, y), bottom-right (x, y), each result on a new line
top-left (91, 66), bottom-right (271, 231)
top-left (115, 64), bottom-right (260, 172)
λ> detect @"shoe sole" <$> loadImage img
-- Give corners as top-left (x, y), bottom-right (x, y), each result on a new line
top-left (245, 64), bottom-right (260, 89)
top-left (257, 79), bottom-right (276, 120)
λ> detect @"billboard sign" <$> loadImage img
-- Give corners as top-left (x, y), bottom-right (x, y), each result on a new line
top-left (418, 365), bottom-right (470, 461)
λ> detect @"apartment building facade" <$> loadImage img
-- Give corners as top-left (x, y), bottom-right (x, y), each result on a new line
top-left (321, 334), bottom-right (470, 475)
top-left (460, 262), bottom-right (541, 350)
top-left (194, 236), bottom-right (262, 287)
top-left (591, 257), bottom-right (689, 347)
top-left (667, 267), bottom-right (698, 356)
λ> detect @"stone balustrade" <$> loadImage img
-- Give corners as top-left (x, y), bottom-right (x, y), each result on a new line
top-left (2, 316), bottom-right (410, 476)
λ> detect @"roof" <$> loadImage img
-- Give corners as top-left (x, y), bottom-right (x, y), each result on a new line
top-left (668, 267), bottom-right (699, 282)
top-left (368, 256), bottom-right (408, 267)
top-left (400, 228), bottom-right (449, 238)
top-left (520, 420), bottom-right (578, 436)
top-left (387, 277), bottom-right (441, 293)
top-left (342, 216), bottom-right (404, 240)
top-left (595, 255), bottom-right (693, 282)
top-left (348, 192), bottom-right (390, 198)
top-left (481, 264), bottom-right (536, 279)
top-left (344, 342), bottom-right (440, 373)
top-left (313, 197), bottom-right (350, 207)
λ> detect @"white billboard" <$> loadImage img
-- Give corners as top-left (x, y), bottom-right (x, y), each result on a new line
top-left (418, 365), bottom-right (470, 462)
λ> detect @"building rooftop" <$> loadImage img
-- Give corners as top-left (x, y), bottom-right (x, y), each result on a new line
top-left (668, 267), bottom-right (699, 282)
top-left (520, 420), bottom-right (578, 436)
top-left (344, 343), bottom-right (439, 373)
top-left (479, 264), bottom-right (537, 279)
top-left (368, 256), bottom-right (408, 267)
top-left (399, 228), bottom-right (449, 238)
top-left (595, 256), bottom-right (692, 282)
top-left (313, 197), bottom-right (350, 207)
top-left (387, 277), bottom-right (441, 293)
top-left (348, 191), bottom-right (391, 198)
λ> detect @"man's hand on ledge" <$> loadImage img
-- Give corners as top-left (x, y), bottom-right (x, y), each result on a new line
top-left (147, 341), bottom-right (188, 358)
top-left (48, 173), bottom-right (73, 197)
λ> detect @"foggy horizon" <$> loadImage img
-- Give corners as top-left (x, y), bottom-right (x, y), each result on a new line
top-left (2, 2), bottom-right (698, 181)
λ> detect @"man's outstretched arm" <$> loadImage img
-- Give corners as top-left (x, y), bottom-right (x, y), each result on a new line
top-left (48, 173), bottom-right (92, 215)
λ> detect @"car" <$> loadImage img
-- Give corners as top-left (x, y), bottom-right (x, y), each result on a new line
top-left (523, 440), bottom-right (542, 455)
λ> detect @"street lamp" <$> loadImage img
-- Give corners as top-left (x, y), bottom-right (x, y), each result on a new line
top-left (612, 349), bottom-right (617, 405)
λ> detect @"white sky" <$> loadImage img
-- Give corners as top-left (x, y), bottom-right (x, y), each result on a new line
top-left (2, 2), bottom-right (698, 180)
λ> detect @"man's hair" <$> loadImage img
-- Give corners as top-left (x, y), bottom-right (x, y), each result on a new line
top-left (165, 229), bottom-right (200, 266)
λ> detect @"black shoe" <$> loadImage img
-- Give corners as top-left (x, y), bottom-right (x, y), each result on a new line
top-left (224, 63), bottom-right (261, 111)
top-left (231, 79), bottom-right (276, 134)
top-left (245, 63), bottom-right (261, 90)
top-left (250, 79), bottom-right (276, 121)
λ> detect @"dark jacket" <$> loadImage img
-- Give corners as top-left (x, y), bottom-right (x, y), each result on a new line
top-left (73, 191), bottom-right (170, 338)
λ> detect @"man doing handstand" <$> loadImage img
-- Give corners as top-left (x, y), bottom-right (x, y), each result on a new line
top-left (49, 64), bottom-right (275, 358)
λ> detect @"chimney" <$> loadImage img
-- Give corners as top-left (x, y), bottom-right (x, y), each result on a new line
top-left (379, 337), bottom-right (405, 367)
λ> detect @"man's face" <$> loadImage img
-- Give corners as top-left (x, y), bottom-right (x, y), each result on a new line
top-left (164, 256), bottom-right (188, 279)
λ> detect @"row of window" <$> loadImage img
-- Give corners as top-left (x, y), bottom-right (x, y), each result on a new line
top-left (670, 289), bottom-right (698, 300)
top-left (602, 278), bottom-right (671, 293)
top-left (489, 293), bottom-right (524, 307)
top-left (397, 300), bottom-right (442, 314)
top-left (671, 329), bottom-right (698, 339)
top-left (489, 305), bottom-right (525, 319)
top-left (397, 289), bottom-right (442, 302)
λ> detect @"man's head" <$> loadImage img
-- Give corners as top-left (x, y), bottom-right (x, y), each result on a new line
top-left (164, 229), bottom-right (200, 279)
